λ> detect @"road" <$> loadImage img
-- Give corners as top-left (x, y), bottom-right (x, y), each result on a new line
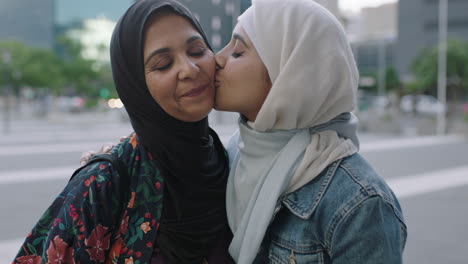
top-left (1, 112), bottom-right (468, 263)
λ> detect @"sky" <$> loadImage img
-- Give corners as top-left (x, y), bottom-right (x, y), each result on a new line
top-left (339, 0), bottom-right (397, 13)
top-left (56, 0), bottom-right (133, 24)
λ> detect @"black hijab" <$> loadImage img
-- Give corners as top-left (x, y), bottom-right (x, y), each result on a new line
top-left (110, 0), bottom-right (230, 262)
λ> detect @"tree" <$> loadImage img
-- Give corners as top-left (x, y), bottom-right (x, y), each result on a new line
top-left (359, 67), bottom-right (402, 95)
top-left (56, 36), bottom-right (99, 96)
top-left (410, 39), bottom-right (468, 100)
top-left (0, 41), bottom-right (63, 95)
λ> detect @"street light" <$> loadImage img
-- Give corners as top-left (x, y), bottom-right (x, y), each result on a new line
top-left (437, 0), bottom-right (448, 135)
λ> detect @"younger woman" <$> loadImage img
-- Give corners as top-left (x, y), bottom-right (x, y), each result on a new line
top-left (214, 0), bottom-right (407, 263)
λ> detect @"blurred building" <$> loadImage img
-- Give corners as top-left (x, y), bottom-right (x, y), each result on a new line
top-left (179, 0), bottom-right (239, 52)
top-left (0, 0), bottom-right (132, 51)
top-left (66, 17), bottom-right (117, 64)
top-left (351, 38), bottom-right (396, 75)
top-left (344, 3), bottom-right (398, 79)
top-left (0, 0), bottom-right (54, 49)
top-left (360, 3), bottom-right (397, 40)
top-left (396, 0), bottom-right (468, 81)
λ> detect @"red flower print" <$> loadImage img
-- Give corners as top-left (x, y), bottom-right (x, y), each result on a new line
top-left (46, 235), bottom-right (74, 264)
top-left (15, 255), bottom-right (42, 264)
top-left (147, 152), bottom-right (154, 160)
top-left (129, 134), bottom-right (138, 149)
top-left (127, 192), bottom-right (136, 209)
top-left (107, 237), bottom-right (124, 262)
top-left (85, 224), bottom-right (111, 262)
top-left (127, 249), bottom-right (133, 256)
top-left (99, 164), bottom-right (106, 170)
top-left (70, 211), bottom-right (79, 221)
top-left (67, 205), bottom-right (79, 221)
top-left (119, 213), bottom-right (129, 236)
top-left (135, 155), bottom-right (140, 161)
top-left (155, 182), bottom-right (161, 189)
top-left (151, 219), bottom-right (156, 227)
top-left (146, 241), bottom-right (153, 248)
top-left (84, 176), bottom-right (97, 187)
top-left (135, 251), bottom-right (142, 258)
top-left (53, 218), bottom-right (62, 227)
top-left (156, 223), bottom-right (160, 230)
top-left (145, 212), bottom-right (151, 218)
top-left (140, 222), bottom-right (151, 234)
top-left (125, 257), bottom-right (134, 264)
top-left (120, 247), bottom-right (128, 254)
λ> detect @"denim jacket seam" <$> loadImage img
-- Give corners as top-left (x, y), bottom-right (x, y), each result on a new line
top-left (340, 162), bottom-right (407, 226)
top-left (283, 158), bottom-right (343, 219)
top-left (339, 162), bottom-right (374, 194)
top-left (270, 236), bottom-right (325, 254)
top-left (326, 193), bottom-right (376, 256)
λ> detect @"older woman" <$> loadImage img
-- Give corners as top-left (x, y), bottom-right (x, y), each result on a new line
top-left (13, 0), bottom-right (234, 263)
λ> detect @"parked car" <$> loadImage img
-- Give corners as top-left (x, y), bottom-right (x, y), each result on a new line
top-left (400, 95), bottom-right (447, 115)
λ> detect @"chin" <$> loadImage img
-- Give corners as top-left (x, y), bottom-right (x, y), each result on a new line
top-left (213, 100), bottom-right (226, 111)
top-left (193, 103), bottom-right (214, 122)
top-left (213, 93), bottom-right (228, 111)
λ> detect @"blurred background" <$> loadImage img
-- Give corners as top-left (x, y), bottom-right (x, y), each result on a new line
top-left (0, 0), bottom-right (467, 263)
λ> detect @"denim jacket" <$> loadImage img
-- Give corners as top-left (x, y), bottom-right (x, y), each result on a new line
top-left (253, 153), bottom-right (407, 264)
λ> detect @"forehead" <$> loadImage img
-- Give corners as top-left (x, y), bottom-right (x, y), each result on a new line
top-left (232, 24), bottom-right (252, 45)
top-left (144, 13), bottom-right (201, 46)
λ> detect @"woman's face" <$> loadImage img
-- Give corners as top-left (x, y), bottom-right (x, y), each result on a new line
top-left (214, 24), bottom-right (271, 122)
top-left (143, 13), bottom-right (216, 122)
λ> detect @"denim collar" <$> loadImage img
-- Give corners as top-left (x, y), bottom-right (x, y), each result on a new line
top-left (282, 158), bottom-right (343, 220)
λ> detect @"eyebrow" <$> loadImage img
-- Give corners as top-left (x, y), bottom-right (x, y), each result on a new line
top-left (233, 33), bottom-right (249, 48)
top-left (144, 35), bottom-right (204, 66)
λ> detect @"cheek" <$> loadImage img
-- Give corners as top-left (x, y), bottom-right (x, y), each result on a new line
top-left (145, 74), bottom-right (175, 104)
top-left (200, 53), bottom-right (216, 79)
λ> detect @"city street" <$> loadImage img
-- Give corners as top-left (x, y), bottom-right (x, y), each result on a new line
top-left (1, 112), bottom-right (468, 263)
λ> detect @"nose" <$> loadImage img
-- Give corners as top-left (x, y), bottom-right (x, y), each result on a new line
top-left (178, 56), bottom-right (200, 80)
top-left (215, 52), bottom-right (226, 70)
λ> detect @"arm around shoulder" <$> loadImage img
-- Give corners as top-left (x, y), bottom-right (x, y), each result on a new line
top-left (329, 195), bottom-right (407, 264)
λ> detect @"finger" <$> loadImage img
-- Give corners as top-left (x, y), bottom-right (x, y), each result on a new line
top-left (80, 151), bottom-right (96, 166)
top-left (99, 144), bottom-right (114, 153)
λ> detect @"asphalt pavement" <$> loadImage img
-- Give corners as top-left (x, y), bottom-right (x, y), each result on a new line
top-left (1, 110), bottom-right (468, 263)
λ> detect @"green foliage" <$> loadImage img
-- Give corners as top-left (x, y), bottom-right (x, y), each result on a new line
top-left (410, 39), bottom-right (468, 96)
top-left (385, 67), bottom-right (402, 93)
top-left (0, 35), bottom-right (116, 107)
top-left (359, 67), bottom-right (401, 95)
top-left (56, 36), bottom-right (99, 95)
top-left (0, 41), bottom-right (63, 92)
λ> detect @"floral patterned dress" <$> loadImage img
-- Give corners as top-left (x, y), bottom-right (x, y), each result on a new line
top-left (13, 133), bottom-right (166, 264)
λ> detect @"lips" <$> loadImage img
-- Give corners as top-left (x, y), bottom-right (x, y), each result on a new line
top-left (214, 78), bottom-right (221, 88)
top-left (181, 84), bottom-right (208, 97)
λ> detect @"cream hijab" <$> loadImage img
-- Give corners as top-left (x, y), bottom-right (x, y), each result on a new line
top-left (225, 0), bottom-right (360, 263)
